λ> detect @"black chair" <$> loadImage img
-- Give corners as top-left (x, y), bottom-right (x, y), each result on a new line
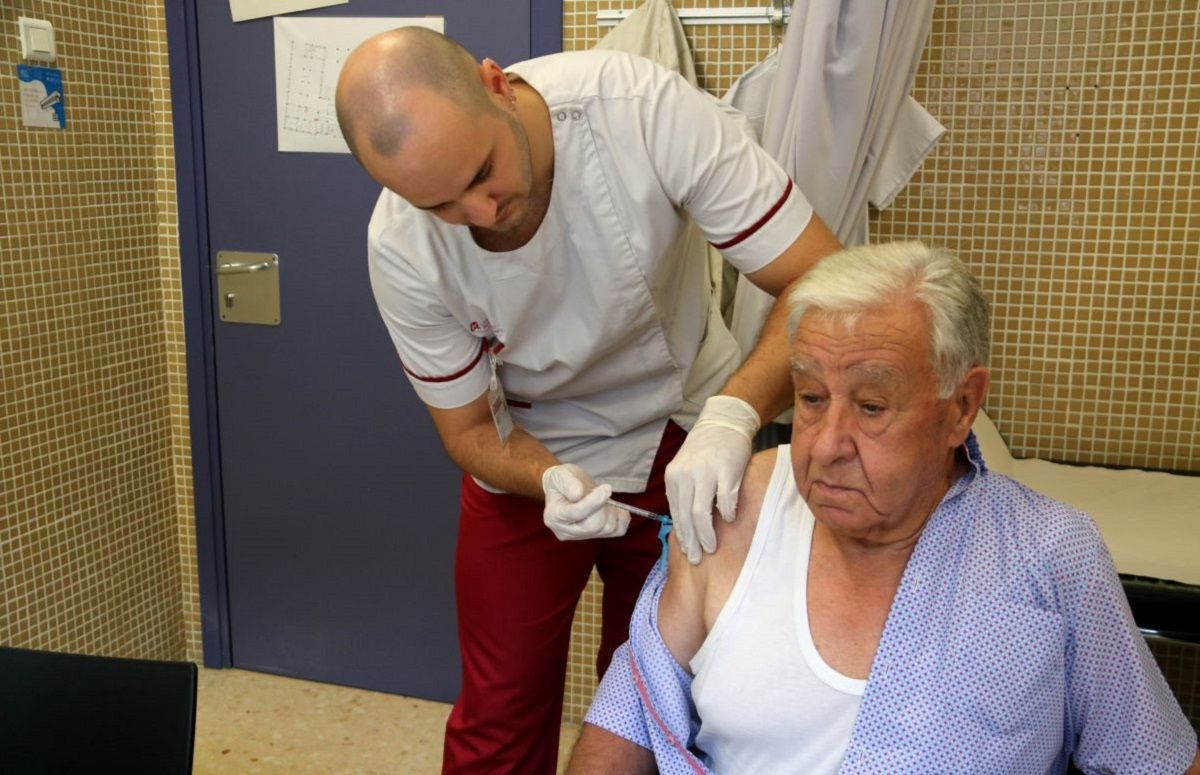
top-left (0, 645), bottom-right (198, 775)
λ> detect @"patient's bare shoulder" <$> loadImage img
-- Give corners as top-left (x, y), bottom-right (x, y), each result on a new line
top-left (658, 448), bottom-right (779, 670)
top-left (713, 447), bottom-right (777, 554)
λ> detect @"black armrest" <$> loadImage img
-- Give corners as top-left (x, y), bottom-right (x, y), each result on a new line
top-left (1120, 575), bottom-right (1200, 644)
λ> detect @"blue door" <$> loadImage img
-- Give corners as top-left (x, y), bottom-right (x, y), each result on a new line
top-left (183, 1), bottom-right (558, 701)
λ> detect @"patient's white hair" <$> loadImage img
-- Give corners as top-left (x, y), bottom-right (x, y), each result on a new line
top-left (786, 241), bottom-right (990, 398)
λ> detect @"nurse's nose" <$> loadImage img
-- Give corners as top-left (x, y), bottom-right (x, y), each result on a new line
top-left (460, 188), bottom-right (500, 228)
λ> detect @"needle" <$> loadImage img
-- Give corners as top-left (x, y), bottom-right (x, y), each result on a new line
top-left (607, 498), bottom-right (670, 524)
top-left (608, 498), bottom-right (674, 566)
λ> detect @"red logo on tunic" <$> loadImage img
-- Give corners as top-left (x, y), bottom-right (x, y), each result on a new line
top-left (469, 319), bottom-right (502, 339)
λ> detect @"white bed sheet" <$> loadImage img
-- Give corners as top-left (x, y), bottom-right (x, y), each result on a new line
top-left (972, 411), bottom-right (1200, 587)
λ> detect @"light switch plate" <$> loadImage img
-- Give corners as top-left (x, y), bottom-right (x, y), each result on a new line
top-left (19, 17), bottom-right (56, 63)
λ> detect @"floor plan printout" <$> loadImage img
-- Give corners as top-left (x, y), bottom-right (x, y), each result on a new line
top-left (274, 16), bottom-right (445, 153)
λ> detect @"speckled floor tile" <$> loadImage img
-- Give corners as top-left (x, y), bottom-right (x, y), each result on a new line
top-left (194, 668), bottom-right (580, 774)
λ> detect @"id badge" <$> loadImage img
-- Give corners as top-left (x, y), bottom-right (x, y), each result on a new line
top-left (486, 343), bottom-right (513, 446)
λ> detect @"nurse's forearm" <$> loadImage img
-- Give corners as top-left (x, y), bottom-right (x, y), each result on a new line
top-left (716, 280), bottom-right (799, 423)
top-left (723, 214), bottom-right (841, 421)
top-left (425, 395), bottom-right (558, 499)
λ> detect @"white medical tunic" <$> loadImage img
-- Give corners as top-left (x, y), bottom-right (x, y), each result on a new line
top-left (367, 50), bottom-right (812, 492)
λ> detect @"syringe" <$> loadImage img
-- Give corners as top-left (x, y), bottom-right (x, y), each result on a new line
top-left (607, 498), bottom-right (670, 524)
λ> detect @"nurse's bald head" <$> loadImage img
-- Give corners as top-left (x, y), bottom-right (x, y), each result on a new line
top-left (336, 27), bottom-right (492, 160)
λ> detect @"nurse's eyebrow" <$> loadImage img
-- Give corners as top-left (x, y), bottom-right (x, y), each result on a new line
top-left (416, 154), bottom-right (493, 212)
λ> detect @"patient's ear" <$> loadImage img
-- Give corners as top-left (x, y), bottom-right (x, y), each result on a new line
top-left (947, 366), bottom-right (990, 446)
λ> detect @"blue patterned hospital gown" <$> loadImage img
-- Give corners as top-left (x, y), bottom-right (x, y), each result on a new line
top-left (586, 434), bottom-right (1197, 774)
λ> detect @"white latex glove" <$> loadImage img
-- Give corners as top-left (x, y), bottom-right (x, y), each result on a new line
top-left (665, 395), bottom-right (760, 564)
top-left (542, 464), bottom-right (630, 541)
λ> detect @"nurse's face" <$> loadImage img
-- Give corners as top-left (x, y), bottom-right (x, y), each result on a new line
top-left (360, 88), bottom-right (535, 234)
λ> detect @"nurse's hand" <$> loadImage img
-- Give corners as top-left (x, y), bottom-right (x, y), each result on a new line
top-left (542, 464), bottom-right (630, 540)
top-left (665, 395), bottom-right (761, 564)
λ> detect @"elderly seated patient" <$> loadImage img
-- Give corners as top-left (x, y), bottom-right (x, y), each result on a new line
top-left (569, 241), bottom-right (1199, 774)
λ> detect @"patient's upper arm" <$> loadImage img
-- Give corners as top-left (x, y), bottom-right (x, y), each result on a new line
top-left (657, 531), bottom-right (709, 671)
top-left (657, 448), bottom-right (778, 671)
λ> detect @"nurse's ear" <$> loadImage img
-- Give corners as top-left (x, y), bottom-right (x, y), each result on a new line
top-left (478, 58), bottom-right (514, 108)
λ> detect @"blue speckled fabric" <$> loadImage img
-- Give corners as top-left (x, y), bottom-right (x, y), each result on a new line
top-left (586, 433), bottom-right (1198, 773)
top-left (588, 558), bottom-right (713, 774)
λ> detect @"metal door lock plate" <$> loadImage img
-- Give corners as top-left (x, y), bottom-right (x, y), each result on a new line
top-left (216, 251), bottom-right (280, 325)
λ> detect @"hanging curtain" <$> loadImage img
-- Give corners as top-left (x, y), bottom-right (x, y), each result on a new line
top-left (728, 0), bottom-right (943, 368)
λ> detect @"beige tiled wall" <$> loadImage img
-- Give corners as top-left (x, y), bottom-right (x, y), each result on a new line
top-left (0, 2), bottom-right (197, 662)
top-left (561, 0), bottom-right (1200, 723)
top-left (874, 1), bottom-right (1200, 472)
top-left (566, 0), bottom-right (786, 94)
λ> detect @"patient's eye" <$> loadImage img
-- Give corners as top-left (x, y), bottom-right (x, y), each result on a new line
top-left (795, 391), bottom-right (827, 414)
top-left (853, 394), bottom-right (896, 436)
top-left (793, 392), bottom-right (825, 428)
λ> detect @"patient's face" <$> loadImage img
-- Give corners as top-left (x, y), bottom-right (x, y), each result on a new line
top-left (789, 301), bottom-right (961, 545)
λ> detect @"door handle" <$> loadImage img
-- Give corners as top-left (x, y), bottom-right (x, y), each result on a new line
top-left (215, 251), bottom-right (280, 325)
top-left (218, 260), bottom-right (274, 274)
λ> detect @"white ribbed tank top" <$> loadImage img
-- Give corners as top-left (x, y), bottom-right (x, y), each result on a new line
top-left (689, 446), bottom-right (865, 774)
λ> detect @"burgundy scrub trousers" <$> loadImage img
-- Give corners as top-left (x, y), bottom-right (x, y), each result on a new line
top-left (442, 422), bottom-right (685, 774)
